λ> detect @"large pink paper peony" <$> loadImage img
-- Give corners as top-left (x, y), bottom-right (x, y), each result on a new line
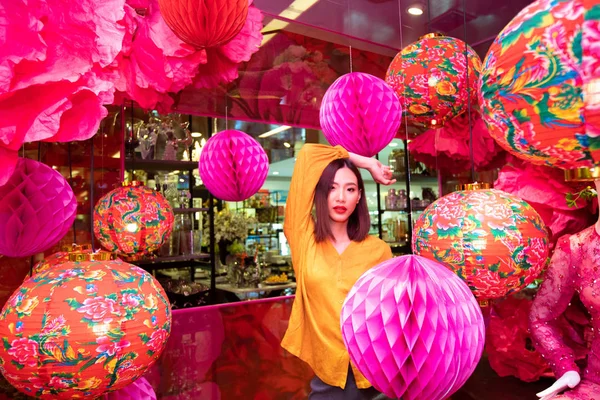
top-left (193, 0), bottom-right (263, 89)
top-left (0, 158), bottom-right (77, 258)
top-left (341, 255), bottom-right (485, 400)
top-left (0, 0), bottom-right (124, 175)
top-left (494, 157), bottom-right (596, 248)
top-left (104, 376), bottom-right (156, 399)
top-left (199, 130), bottom-right (268, 202)
top-left (408, 113), bottom-right (506, 174)
top-left (319, 72), bottom-right (400, 157)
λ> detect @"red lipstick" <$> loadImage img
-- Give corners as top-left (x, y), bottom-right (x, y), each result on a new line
top-left (333, 206), bottom-right (347, 214)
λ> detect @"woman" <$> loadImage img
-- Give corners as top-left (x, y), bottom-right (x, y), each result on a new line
top-left (281, 144), bottom-right (395, 399)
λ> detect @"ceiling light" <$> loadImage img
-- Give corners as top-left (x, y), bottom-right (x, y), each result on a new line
top-left (272, 171), bottom-right (280, 175)
top-left (260, 0), bottom-right (319, 45)
top-left (259, 125), bottom-right (292, 138)
top-left (283, 142), bottom-right (291, 148)
top-left (389, 142), bottom-right (398, 148)
top-left (191, 132), bottom-right (202, 138)
top-left (408, 4), bottom-right (424, 15)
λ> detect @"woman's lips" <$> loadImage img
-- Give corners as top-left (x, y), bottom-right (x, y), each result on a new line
top-left (333, 206), bottom-right (347, 214)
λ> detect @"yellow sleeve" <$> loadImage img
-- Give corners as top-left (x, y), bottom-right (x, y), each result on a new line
top-left (284, 144), bottom-right (349, 253)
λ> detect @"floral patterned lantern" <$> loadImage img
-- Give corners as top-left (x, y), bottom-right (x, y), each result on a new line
top-left (479, 0), bottom-right (600, 171)
top-left (412, 186), bottom-right (549, 300)
top-left (386, 33), bottom-right (481, 129)
top-left (28, 244), bottom-right (95, 279)
top-left (0, 252), bottom-right (171, 399)
top-left (94, 183), bottom-right (174, 258)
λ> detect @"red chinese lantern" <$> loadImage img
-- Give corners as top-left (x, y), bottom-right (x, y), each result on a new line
top-left (93, 183), bottom-right (174, 258)
top-left (0, 252), bottom-right (171, 399)
top-left (412, 186), bottom-right (549, 300)
top-left (479, 0), bottom-right (600, 172)
top-left (158, 0), bottom-right (248, 49)
top-left (386, 33), bottom-right (481, 129)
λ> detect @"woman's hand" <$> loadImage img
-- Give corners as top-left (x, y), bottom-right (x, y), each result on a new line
top-left (367, 159), bottom-right (396, 186)
top-left (536, 371), bottom-right (580, 400)
top-left (348, 152), bottom-right (396, 186)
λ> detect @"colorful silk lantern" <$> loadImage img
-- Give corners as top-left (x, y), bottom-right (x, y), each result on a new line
top-left (199, 130), bottom-right (269, 202)
top-left (479, 0), bottom-right (600, 170)
top-left (386, 33), bottom-right (481, 129)
top-left (0, 158), bottom-right (77, 258)
top-left (94, 183), bottom-right (174, 258)
top-left (158, 0), bottom-right (248, 49)
top-left (413, 188), bottom-right (549, 300)
top-left (319, 72), bottom-right (401, 157)
top-left (104, 376), bottom-right (156, 400)
top-left (341, 255), bottom-right (485, 400)
top-left (0, 254), bottom-right (171, 399)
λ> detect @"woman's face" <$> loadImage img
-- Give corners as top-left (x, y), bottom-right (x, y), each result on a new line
top-left (328, 167), bottom-right (361, 224)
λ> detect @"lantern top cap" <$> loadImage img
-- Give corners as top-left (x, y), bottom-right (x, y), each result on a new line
top-left (419, 32), bottom-right (445, 40)
top-left (564, 167), bottom-right (600, 182)
top-left (122, 181), bottom-right (145, 187)
top-left (456, 182), bottom-right (492, 191)
top-left (68, 250), bottom-right (117, 262)
top-left (61, 243), bottom-right (92, 252)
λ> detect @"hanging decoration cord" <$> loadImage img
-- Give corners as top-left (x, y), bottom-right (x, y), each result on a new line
top-left (68, 143), bottom-right (77, 244)
top-left (90, 136), bottom-right (95, 252)
top-left (464, 0), bottom-right (475, 182)
top-left (348, 0), bottom-right (353, 73)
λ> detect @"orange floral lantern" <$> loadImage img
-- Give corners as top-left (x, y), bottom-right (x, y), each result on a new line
top-left (93, 183), bottom-right (174, 258)
top-left (479, 0), bottom-right (600, 171)
top-left (386, 33), bottom-right (481, 129)
top-left (412, 187), bottom-right (549, 300)
top-left (0, 252), bottom-right (171, 399)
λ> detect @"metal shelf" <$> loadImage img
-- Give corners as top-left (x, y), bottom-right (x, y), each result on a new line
top-left (173, 207), bottom-right (209, 213)
top-left (124, 158), bottom-right (198, 172)
top-left (134, 253), bottom-right (210, 266)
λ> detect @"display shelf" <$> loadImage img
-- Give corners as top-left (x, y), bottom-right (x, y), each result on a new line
top-left (135, 253), bottom-right (211, 265)
top-left (173, 207), bottom-right (209, 213)
top-left (124, 158), bottom-right (198, 172)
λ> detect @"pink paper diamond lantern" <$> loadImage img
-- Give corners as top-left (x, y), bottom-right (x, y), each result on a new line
top-left (199, 130), bottom-right (269, 202)
top-left (0, 158), bottom-right (76, 258)
top-left (320, 72), bottom-right (401, 157)
top-left (341, 255), bottom-right (485, 400)
top-left (104, 376), bottom-right (156, 400)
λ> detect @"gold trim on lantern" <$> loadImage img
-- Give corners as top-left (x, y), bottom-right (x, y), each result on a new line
top-left (564, 167), bottom-right (600, 182)
top-left (61, 244), bottom-right (92, 252)
top-left (456, 182), bottom-right (492, 191)
top-left (478, 300), bottom-right (490, 308)
top-left (419, 32), bottom-right (444, 40)
top-left (68, 250), bottom-right (117, 262)
top-left (122, 181), bottom-right (144, 187)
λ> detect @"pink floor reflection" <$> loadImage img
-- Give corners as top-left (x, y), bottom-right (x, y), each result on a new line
top-left (145, 296), bottom-right (314, 400)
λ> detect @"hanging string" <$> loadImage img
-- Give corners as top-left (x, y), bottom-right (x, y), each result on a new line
top-left (37, 142), bottom-right (42, 162)
top-left (90, 136), bottom-right (95, 252)
top-left (348, 0), bottom-right (353, 73)
top-left (68, 142), bottom-right (77, 244)
top-left (225, 105), bottom-right (228, 130)
top-left (463, 0), bottom-right (475, 182)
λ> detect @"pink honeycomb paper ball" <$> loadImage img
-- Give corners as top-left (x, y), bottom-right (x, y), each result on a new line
top-left (199, 130), bottom-right (269, 202)
top-left (0, 158), bottom-right (76, 258)
top-left (320, 72), bottom-right (401, 157)
top-left (104, 376), bottom-right (156, 400)
top-left (341, 255), bottom-right (485, 400)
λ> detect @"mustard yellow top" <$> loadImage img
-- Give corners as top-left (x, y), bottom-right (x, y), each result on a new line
top-left (281, 144), bottom-right (393, 389)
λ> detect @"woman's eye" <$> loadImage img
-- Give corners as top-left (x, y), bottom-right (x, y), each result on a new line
top-left (348, 188), bottom-right (355, 192)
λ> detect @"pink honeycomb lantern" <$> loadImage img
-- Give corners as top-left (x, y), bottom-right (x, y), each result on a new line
top-left (320, 72), bottom-right (401, 157)
top-left (199, 130), bottom-right (269, 202)
top-left (0, 158), bottom-right (77, 258)
top-left (104, 377), bottom-right (156, 400)
top-left (341, 255), bottom-right (485, 400)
